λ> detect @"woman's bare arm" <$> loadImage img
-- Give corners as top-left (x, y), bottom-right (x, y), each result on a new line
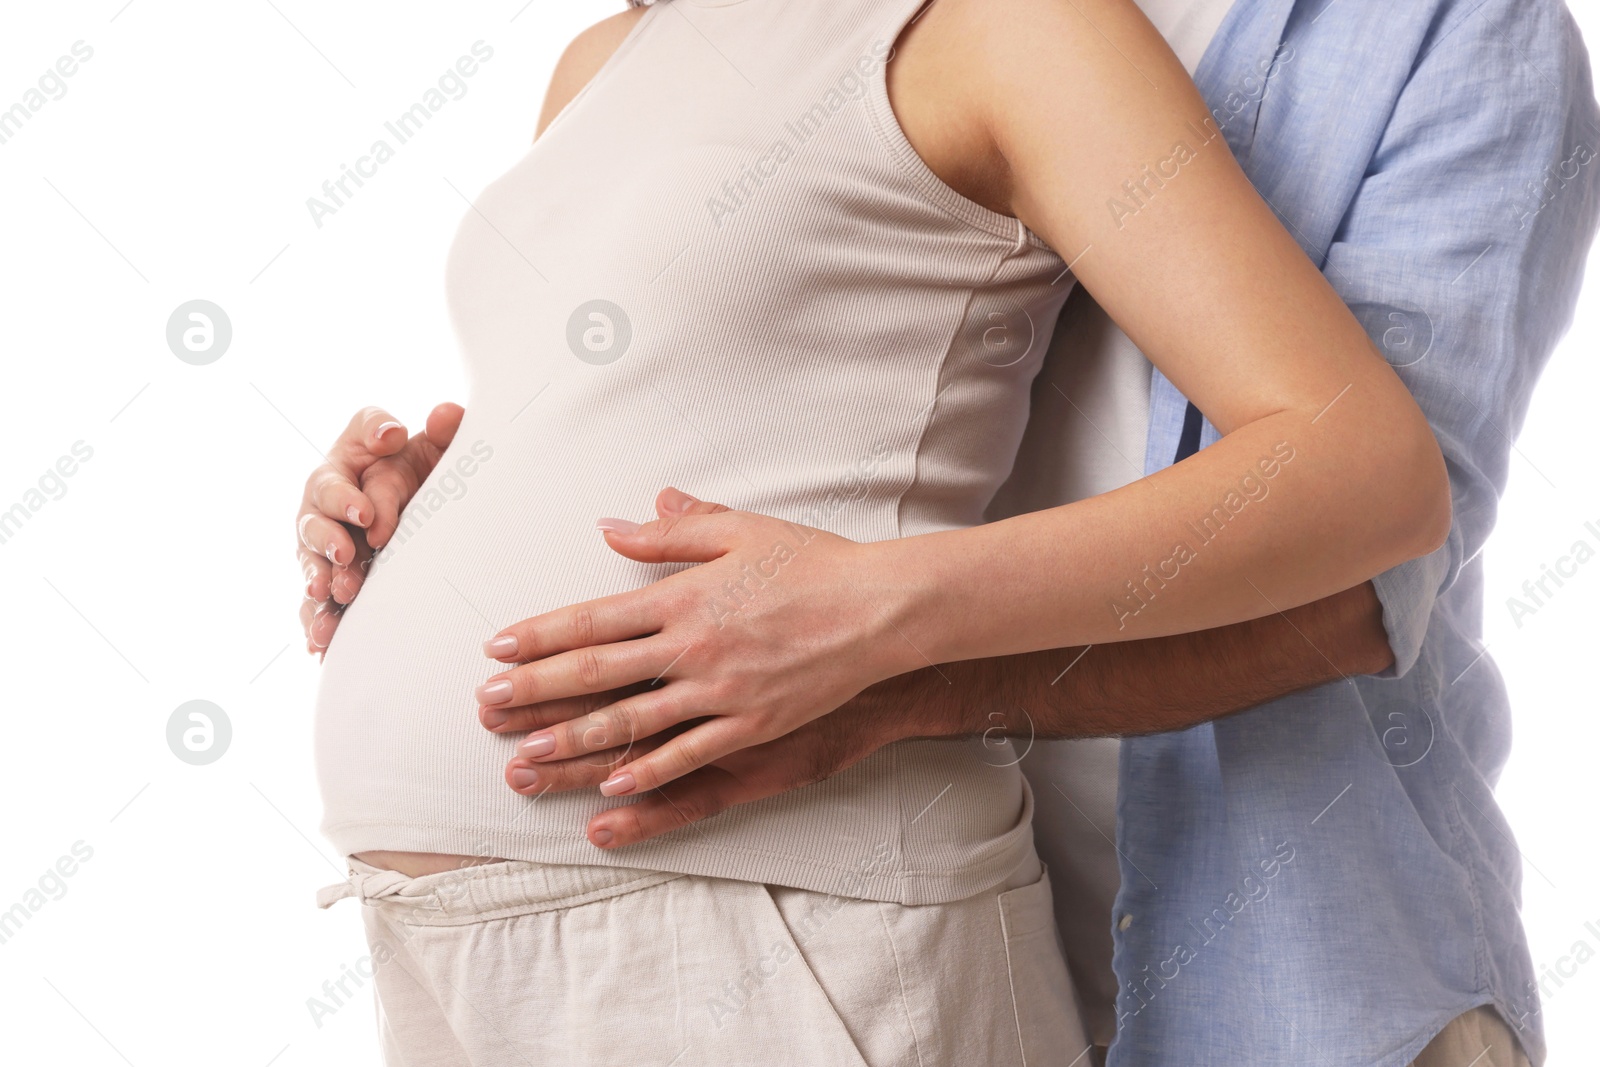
top-left (478, 0), bottom-right (1449, 797)
top-left (534, 6), bottom-right (646, 139)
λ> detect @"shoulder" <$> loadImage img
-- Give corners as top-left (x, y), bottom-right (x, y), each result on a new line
top-left (1378, 0), bottom-right (1596, 144)
top-left (906, 0), bottom-right (1189, 122)
top-left (536, 3), bottom-right (651, 138)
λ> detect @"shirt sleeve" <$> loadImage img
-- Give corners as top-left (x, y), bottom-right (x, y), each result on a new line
top-left (1325, 0), bottom-right (1600, 676)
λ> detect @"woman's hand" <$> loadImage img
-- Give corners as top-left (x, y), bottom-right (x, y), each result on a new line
top-left (298, 403), bottom-right (463, 656)
top-left (477, 487), bottom-right (929, 797)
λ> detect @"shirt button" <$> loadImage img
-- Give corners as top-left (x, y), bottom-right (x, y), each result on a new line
top-left (1118, 914), bottom-right (1133, 931)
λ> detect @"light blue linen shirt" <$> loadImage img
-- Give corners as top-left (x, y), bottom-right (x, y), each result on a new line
top-left (1114, 0), bottom-right (1600, 1063)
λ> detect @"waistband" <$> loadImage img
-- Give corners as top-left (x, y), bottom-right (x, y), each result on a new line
top-left (316, 856), bottom-right (685, 925)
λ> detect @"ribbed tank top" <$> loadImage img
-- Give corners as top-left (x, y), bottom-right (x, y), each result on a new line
top-left (314, 0), bottom-right (1076, 905)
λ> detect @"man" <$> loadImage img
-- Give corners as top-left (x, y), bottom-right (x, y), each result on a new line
top-left (300, 0), bottom-right (1599, 1062)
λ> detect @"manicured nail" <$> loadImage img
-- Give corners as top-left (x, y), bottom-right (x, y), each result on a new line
top-left (346, 505), bottom-right (364, 526)
top-left (661, 487), bottom-right (701, 514)
top-left (592, 827), bottom-right (615, 847)
top-left (375, 421), bottom-right (402, 439)
top-left (305, 575), bottom-right (316, 598)
top-left (510, 767), bottom-right (539, 790)
top-left (475, 679), bottom-right (514, 705)
top-left (326, 542), bottom-right (340, 564)
top-left (519, 733), bottom-right (555, 758)
top-left (482, 709), bottom-right (507, 729)
top-left (600, 771), bottom-right (636, 796)
top-left (596, 517), bottom-right (641, 535)
top-left (484, 634), bottom-right (519, 657)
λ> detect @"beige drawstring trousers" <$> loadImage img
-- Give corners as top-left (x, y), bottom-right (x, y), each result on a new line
top-left (318, 850), bottom-right (1089, 1066)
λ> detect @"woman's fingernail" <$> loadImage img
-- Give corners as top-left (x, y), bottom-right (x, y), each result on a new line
top-left (484, 635), bottom-right (519, 657)
top-left (600, 772), bottom-right (636, 797)
top-left (326, 542), bottom-right (340, 564)
top-left (305, 575), bottom-right (316, 598)
top-left (596, 517), bottom-right (641, 535)
top-left (482, 709), bottom-right (507, 729)
top-left (475, 679), bottom-right (514, 705)
top-left (346, 505), bottom-right (364, 526)
top-left (661, 487), bottom-right (701, 514)
top-left (510, 767), bottom-right (539, 790)
top-left (519, 733), bottom-right (555, 758)
top-left (592, 827), bottom-right (615, 847)
top-left (376, 421), bottom-right (403, 439)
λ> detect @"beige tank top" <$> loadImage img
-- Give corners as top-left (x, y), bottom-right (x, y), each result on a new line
top-left (314, 0), bottom-right (1075, 905)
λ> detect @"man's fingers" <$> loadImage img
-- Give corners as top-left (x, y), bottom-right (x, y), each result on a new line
top-left (505, 734), bottom-right (669, 796)
top-left (586, 716), bottom-right (885, 848)
top-left (504, 748), bottom-right (624, 795)
top-left (586, 768), bottom-right (741, 848)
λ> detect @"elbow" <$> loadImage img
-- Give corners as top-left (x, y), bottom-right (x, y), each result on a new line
top-left (1387, 422), bottom-right (1453, 564)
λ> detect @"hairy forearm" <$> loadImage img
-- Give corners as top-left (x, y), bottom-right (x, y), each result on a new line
top-left (864, 581), bottom-right (1393, 741)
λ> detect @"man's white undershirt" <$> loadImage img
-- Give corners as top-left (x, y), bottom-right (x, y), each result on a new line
top-left (985, 0), bottom-right (1239, 1044)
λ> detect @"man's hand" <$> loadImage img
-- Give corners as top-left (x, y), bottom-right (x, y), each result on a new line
top-left (298, 403), bottom-right (463, 655)
top-left (495, 667), bottom-right (958, 849)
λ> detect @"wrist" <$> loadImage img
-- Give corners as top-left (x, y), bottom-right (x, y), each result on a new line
top-left (1329, 581), bottom-right (1395, 676)
top-left (853, 535), bottom-right (960, 675)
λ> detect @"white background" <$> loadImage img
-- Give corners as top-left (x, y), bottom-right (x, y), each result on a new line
top-left (0, 1), bottom-right (1595, 1064)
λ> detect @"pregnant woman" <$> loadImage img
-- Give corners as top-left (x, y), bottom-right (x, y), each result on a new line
top-left (296, 0), bottom-right (1449, 1062)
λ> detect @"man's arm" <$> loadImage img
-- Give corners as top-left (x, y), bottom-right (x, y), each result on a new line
top-left (904, 580), bottom-right (1392, 741)
top-left (563, 580), bottom-right (1390, 846)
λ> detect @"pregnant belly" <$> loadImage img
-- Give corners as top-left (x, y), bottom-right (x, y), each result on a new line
top-left (311, 396), bottom-right (928, 862)
top-left (311, 408), bottom-right (712, 854)
top-left (353, 850), bottom-right (505, 875)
